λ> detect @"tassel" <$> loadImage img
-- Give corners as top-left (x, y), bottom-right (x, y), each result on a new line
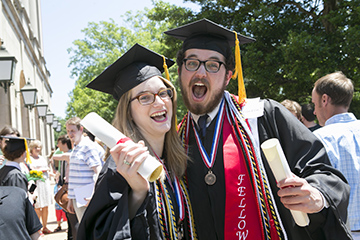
top-left (23, 138), bottom-right (31, 164)
top-left (231, 31), bottom-right (246, 104)
top-left (162, 55), bottom-right (178, 129)
top-left (162, 55), bottom-right (170, 80)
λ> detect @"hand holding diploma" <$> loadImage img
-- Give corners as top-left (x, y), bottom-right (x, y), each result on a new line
top-left (81, 112), bottom-right (163, 182)
top-left (261, 138), bottom-right (310, 227)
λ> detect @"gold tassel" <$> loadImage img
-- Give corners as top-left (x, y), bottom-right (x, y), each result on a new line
top-left (23, 138), bottom-right (31, 164)
top-left (162, 55), bottom-right (170, 80)
top-left (162, 55), bottom-right (178, 128)
top-left (231, 30), bottom-right (246, 104)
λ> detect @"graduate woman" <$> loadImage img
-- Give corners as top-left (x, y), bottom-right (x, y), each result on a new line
top-left (77, 44), bottom-right (196, 240)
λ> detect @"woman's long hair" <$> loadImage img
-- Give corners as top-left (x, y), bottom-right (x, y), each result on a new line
top-left (111, 76), bottom-right (187, 179)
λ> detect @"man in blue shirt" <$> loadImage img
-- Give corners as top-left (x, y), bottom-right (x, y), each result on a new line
top-left (312, 71), bottom-right (360, 239)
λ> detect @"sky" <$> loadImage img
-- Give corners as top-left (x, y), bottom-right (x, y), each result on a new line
top-left (41, 0), bottom-right (200, 119)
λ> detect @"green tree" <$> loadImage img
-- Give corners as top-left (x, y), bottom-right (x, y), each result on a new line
top-left (66, 10), bottom-right (183, 122)
top-left (149, 0), bottom-right (360, 117)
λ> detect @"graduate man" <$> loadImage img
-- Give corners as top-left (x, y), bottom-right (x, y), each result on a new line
top-left (165, 18), bottom-right (351, 240)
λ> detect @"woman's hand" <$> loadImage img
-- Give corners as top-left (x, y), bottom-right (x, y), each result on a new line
top-left (110, 140), bottom-right (149, 191)
top-left (110, 140), bottom-right (150, 219)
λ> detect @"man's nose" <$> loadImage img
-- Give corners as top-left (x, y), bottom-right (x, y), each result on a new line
top-left (194, 63), bottom-right (207, 78)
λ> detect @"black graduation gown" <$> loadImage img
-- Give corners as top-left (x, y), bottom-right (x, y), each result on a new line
top-left (0, 186), bottom-right (42, 239)
top-left (186, 99), bottom-right (352, 240)
top-left (77, 155), bottom-right (184, 240)
top-left (0, 165), bottom-right (28, 192)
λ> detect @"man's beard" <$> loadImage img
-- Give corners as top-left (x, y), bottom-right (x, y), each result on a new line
top-left (179, 75), bottom-right (227, 115)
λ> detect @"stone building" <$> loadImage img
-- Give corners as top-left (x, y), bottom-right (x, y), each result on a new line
top-left (0, 0), bottom-right (54, 155)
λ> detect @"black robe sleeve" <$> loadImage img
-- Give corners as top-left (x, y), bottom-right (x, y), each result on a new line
top-left (257, 99), bottom-right (352, 240)
top-left (77, 156), bottom-right (159, 240)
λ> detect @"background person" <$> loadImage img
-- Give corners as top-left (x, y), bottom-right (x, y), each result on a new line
top-left (301, 103), bottom-right (321, 131)
top-left (0, 136), bottom-right (30, 192)
top-left (312, 71), bottom-right (360, 239)
top-left (281, 99), bottom-right (303, 121)
top-left (0, 126), bottom-right (21, 169)
top-left (0, 186), bottom-right (42, 240)
top-left (65, 117), bottom-right (104, 222)
top-left (53, 134), bottom-right (78, 240)
top-left (78, 44), bottom-right (196, 239)
top-left (29, 140), bottom-right (53, 235)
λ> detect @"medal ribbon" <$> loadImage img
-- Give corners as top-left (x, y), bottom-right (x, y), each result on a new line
top-left (190, 98), bottom-right (225, 169)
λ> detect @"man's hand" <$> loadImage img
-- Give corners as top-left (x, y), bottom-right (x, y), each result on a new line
top-left (67, 199), bottom-right (75, 214)
top-left (277, 175), bottom-right (324, 214)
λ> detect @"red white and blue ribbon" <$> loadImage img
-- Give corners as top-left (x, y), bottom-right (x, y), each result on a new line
top-left (190, 98), bottom-right (225, 170)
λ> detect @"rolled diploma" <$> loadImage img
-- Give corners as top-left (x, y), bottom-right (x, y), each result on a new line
top-left (261, 138), bottom-right (310, 227)
top-left (81, 112), bottom-right (163, 182)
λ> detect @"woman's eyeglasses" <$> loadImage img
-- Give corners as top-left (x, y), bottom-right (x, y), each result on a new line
top-left (130, 88), bottom-right (173, 105)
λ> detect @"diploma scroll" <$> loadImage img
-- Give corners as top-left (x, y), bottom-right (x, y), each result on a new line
top-left (261, 138), bottom-right (310, 227)
top-left (81, 112), bottom-right (163, 182)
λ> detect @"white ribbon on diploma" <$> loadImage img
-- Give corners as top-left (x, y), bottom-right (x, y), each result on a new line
top-left (261, 138), bottom-right (310, 227)
top-left (81, 112), bottom-right (163, 182)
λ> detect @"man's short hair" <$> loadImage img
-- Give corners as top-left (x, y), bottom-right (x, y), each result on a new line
top-left (3, 145), bottom-right (25, 161)
top-left (314, 71), bottom-right (354, 108)
top-left (65, 117), bottom-right (82, 130)
top-left (301, 104), bottom-right (316, 122)
top-left (57, 135), bottom-right (72, 150)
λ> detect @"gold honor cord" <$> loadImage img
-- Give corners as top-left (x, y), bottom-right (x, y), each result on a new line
top-left (156, 178), bottom-right (178, 240)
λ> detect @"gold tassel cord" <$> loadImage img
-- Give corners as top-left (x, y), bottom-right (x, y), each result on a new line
top-left (231, 30), bottom-right (246, 104)
top-left (23, 138), bottom-right (31, 164)
top-left (162, 55), bottom-right (170, 80)
top-left (162, 55), bottom-right (178, 129)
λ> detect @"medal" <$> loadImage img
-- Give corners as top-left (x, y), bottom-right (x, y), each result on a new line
top-left (205, 170), bottom-right (216, 185)
top-left (190, 99), bottom-right (225, 187)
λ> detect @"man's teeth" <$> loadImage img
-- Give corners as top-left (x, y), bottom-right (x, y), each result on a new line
top-left (194, 83), bottom-right (205, 87)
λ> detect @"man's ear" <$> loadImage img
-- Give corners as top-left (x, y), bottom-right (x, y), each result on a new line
top-left (321, 94), bottom-right (330, 106)
top-left (225, 70), bottom-right (233, 86)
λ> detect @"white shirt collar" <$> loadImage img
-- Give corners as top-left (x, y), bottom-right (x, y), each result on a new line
top-left (5, 160), bottom-right (21, 170)
top-left (191, 97), bottom-right (222, 127)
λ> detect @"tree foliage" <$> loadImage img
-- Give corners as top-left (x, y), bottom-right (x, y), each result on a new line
top-left (149, 0), bottom-right (360, 117)
top-left (66, 9), bottom-right (183, 122)
top-left (66, 0), bottom-right (360, 120)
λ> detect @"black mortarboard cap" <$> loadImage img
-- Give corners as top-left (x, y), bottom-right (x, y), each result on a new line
top-left (1, 136), bottom-right (32, 163)
top-left (164, 18), bottom-right (256, 58)
top-left (86, 43), bottom-right (175, 100)
top-left (2, 136), bottom-right (27, 152)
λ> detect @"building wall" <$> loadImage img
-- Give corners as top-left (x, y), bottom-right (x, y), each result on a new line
top-left (0, 0), bottom-right (53, 155)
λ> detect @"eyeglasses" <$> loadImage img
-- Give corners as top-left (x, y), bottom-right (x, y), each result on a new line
top-left (130, 88), bottom-right (173, 105)
top-left (183, 59), bottom-right (225, 73)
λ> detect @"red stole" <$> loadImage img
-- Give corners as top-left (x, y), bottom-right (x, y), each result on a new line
top-left (223, 113), bottom-right (263, 240)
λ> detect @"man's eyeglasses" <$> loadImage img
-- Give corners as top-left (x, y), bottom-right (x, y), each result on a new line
top-left (130, 88), bottom-right (173, 105)
top-left (183, 59), bottom-right (225, 73)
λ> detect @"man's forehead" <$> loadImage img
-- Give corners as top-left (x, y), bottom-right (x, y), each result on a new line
top-left (66, 124), bottom-right (78, 130)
